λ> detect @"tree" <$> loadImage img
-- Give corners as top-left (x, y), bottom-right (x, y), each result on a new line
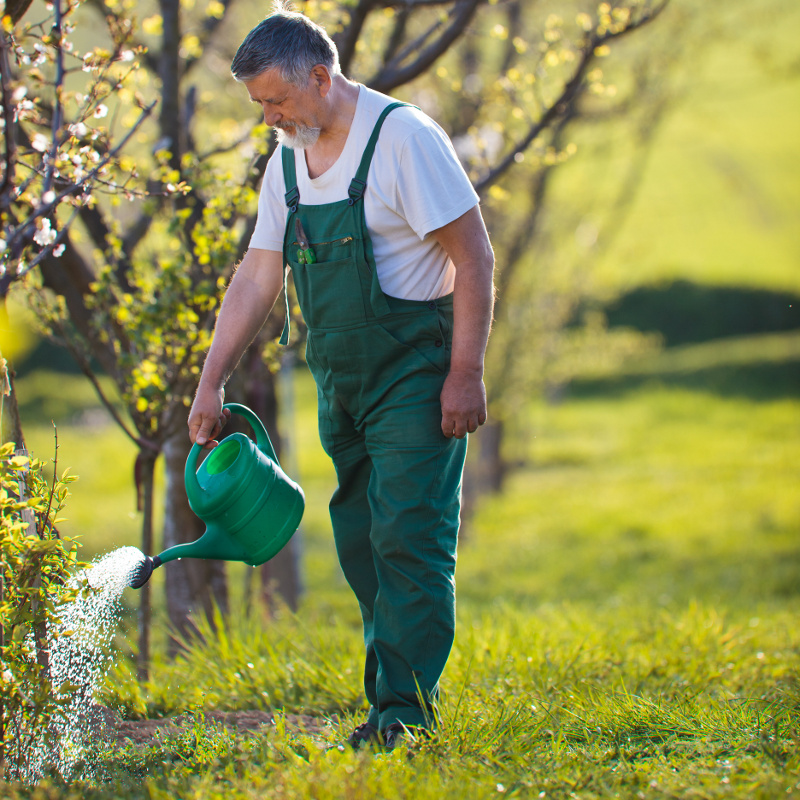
top-left (16, 0), bottom-right (673, 672)
top-left (0, 0), bottom-right (154, 447)
top-left (397, 0), bottom-right (675, 496)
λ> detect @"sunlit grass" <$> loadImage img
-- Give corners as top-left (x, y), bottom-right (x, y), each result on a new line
top-left (6, 330), bottom-right (790, 796)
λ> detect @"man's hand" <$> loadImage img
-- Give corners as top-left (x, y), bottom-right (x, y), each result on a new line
top-left (440, 368), bottom-right (487, 439)
top-left (188, 384), bottom-right (230, 448)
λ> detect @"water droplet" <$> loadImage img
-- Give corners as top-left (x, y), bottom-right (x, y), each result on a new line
top-left (24, 546), bottom-right (145, 782)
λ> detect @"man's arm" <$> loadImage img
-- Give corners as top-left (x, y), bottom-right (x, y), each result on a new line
top-left (188, 247), bottom-right (284, 446)
top-left (431, 205), bottom-right (495, 439)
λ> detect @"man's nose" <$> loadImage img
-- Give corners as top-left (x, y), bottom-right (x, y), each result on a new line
top-left (262, 106), bottom-right (281, 126)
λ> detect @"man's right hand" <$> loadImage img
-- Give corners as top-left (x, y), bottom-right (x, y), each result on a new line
top-left (188, 385), bottom-right (230, 447)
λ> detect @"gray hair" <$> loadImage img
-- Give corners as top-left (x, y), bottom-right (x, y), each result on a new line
top-left (231, 6), bottom-right (340, 85)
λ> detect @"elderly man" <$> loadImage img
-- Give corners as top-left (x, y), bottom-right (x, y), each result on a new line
top-left (188, 6), bottom-right (494, 750)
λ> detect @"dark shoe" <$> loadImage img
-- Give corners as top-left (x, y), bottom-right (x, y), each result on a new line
top-left (383, 722), bottom-right (409, 751)
top-left (346, 722), bottom-right (381, 750)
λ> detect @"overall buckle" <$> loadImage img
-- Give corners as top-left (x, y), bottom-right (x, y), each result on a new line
top-left (284, 185), bottom-right (300, 212)
top-left (348, 178), bottom-right (366, 206)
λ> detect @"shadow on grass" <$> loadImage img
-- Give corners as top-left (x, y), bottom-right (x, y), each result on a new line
top-left (571, 357), bottom-right (800, 402)
top-left (602, 280), bottom-right (800, 347)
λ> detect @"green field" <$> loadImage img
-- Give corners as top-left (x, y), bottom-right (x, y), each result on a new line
top-left (6, 331), bottom-right (800, 798)
top-left (3, 0), bottom-right (800, 795)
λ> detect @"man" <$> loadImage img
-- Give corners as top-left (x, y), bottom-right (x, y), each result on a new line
top-left (188, 6), bottom-right (494, 750)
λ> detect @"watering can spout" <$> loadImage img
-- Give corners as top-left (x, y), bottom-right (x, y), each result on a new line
top-left (128, 554), bottom-right (162, 589)
top-left (127, 403), bottom-right (304, 590)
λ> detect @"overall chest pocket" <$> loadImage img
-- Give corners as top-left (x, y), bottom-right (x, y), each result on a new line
top-left (288, 235), bottom-right (367, 329)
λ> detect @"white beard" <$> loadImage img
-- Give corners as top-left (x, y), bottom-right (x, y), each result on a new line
top-left (275, 123), bottom-right (321, 150)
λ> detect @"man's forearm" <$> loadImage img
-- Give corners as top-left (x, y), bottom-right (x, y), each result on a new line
top-left (432, 205), bottom-right (495, 438)
top-left (450, 252), bottom-right (495, 375)
top-left (198, 248), bottom-right (284, 391)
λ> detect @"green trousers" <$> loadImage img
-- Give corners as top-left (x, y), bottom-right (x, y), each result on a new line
top-left (280, 104), bottom-right (467, 731)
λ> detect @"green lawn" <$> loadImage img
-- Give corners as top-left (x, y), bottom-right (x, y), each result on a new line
top-left (3, 0), bottom-right (799, 794)
top-left (6, 331), bottom-right (799, 797)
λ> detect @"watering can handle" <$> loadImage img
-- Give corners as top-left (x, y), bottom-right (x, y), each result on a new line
top-left (185, 403), bottom-right (281, 497)
top-left (223, 402), bottom-right (279, 463)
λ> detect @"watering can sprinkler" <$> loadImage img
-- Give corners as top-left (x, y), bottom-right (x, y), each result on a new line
top-left (128, 403), bottom-right (304, 589)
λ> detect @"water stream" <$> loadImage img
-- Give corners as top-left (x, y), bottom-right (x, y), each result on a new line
top-left (21, 546), bottom-right (145, 783)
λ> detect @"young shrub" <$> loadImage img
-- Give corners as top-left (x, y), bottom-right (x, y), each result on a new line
top-left (0, 441), bottom-right (82, 782)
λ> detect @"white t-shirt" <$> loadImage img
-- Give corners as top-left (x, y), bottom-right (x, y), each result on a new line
top-left (249, 85), bottom-right (479, 300)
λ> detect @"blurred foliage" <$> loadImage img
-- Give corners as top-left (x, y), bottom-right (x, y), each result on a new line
top-left (0, 439), bottom-right (85, 782)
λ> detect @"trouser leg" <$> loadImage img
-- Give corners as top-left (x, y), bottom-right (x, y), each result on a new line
top-left (366, 435), bottom-right (467, 731)
top-left (328, 437), bottom-right (382, 730)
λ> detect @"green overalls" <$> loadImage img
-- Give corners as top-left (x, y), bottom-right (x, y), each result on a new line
top-left (280, 103), bottom-right (467, 732)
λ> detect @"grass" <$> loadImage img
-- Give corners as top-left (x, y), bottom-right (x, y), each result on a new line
top-left (3, 0), bottom-right (799, 793)
top-left (5, 326), bottom-right (800, 797)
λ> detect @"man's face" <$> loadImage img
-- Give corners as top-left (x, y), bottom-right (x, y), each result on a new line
top-left (244, 68), bottom-right (322, 150)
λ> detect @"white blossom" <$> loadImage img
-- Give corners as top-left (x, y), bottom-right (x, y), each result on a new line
top-left (0, 239), bottom-right (7, 254)
top-left (69, 121), bottom-right (88, 137)
top-left (42, 190), bottom-right (56, 205)
top-left (120, 50), bottom-right (135, 62)
top-left (31, 132), bottom-right (50, 152)
top-left (93, 104), bottom-right (108, 119)
top-left (53, 244), bottom-right (66, 257)
top-left (33, 218), bottom-right (57, 247)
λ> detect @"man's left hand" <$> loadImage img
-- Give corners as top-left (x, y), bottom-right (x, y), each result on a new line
top-left (441, 368), bottom-right (487, 439)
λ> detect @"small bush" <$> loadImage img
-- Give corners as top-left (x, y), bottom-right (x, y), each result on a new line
top-left (0, 441), bottom-right (83, 781)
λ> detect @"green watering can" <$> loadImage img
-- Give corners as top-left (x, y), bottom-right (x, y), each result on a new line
top-left (129, 403), bottom-right (304, 589)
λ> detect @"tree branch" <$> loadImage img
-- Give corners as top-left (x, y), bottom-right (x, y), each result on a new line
top-left (474, 0), bottom-right (669, 195)
top-left (183, 0), bottom-right (237, 76)
top-left (0, 34), bottom-right (18, 206)
top-left (37, 236), bottom-right (119, 376)
top-left (368, 0), bottom-right (483, 92)
top-left (334, 0), bottom-right (376, 76)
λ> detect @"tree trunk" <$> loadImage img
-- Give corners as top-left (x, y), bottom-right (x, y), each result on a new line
top-left (1, 365), bottom-right (26, 451)
top-left (137, 451), bottom-right (157, 680)
top-left (244, 346), bottom-right (303, 613)
top-left (461, 418), bottom-right (506, 528)
top-left (479, 418), bottom-right (506, 494)
top-left (162, 432), bottom-right (228, 655)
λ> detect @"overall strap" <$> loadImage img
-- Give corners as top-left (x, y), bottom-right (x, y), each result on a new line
top-left (282, 146), bottom-right (300, 211)
top-left (348, 102), bottom-right (409, 205)
top-left (280, 146), bottom-right (298, 345)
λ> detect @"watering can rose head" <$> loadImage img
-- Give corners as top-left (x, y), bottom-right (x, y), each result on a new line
top-left (128, 554), bottom-right (161, 589)
top-left (127, 403), bottom-right (304, 589)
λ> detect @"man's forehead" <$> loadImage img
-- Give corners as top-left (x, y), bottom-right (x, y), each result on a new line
top-left (244, 68), bottom-right (294, 101)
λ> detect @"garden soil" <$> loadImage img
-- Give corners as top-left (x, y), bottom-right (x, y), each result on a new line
top-left (105, 709), bottom-right (327, 747)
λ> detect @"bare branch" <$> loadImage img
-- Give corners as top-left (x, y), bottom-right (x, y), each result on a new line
top-left (37, 236), bottom-right (119, 377)
top-left (4, 0), bottom-right (35, 25)
top-left (381, 5), bottom-right (410, 65)
top-left (474, 1), bottom-right (670, 195)
top-left (183, 0), bottom-right (237, 76)
top-left (334, 0), bottom-right (377, 76)
top-left (0, 34), bottom-right (18, 205)
top-left (50, 317), bottom-right (145, 447)
top-left (369, 0), bottom-right (483, 93)
top-left (43, 0), bottom-right (66, 196)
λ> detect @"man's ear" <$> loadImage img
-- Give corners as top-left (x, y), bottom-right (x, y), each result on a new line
top-left (309, 64), bottom-right (332, 98)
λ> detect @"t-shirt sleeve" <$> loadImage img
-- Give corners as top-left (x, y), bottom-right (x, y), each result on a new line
top-left (248, 148), bottom-right (287, 252)
top-left (394, 122), bottom-right (480, 240)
